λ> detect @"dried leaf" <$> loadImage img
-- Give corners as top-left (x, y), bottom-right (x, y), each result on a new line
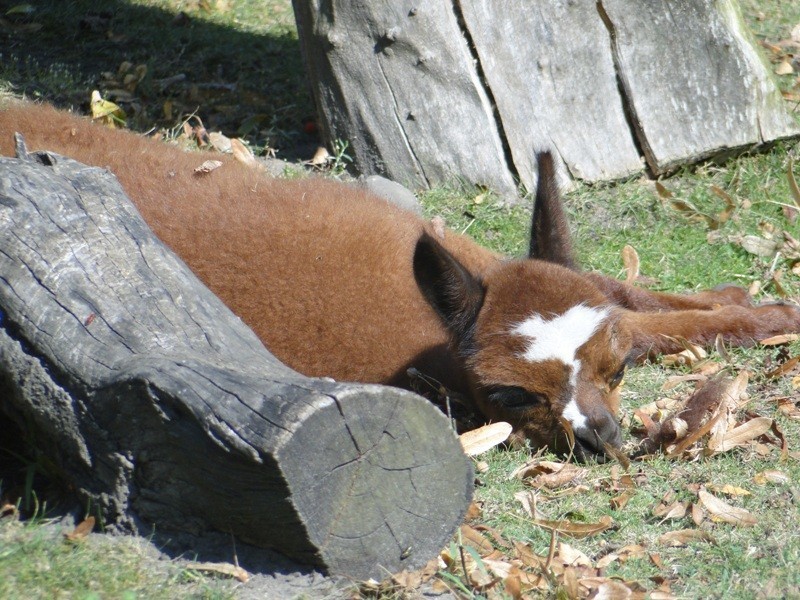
top-left (714, 417), bottom-right (772, 452)
top-left (759, 333), bottom-right (800, 346)
top-left (578, 578), bottom-right (636, 599)
top-left (459, 422), bottom-right (512, 456)
top-left (532, 515), bottom-right (613, 539)
top-left (230, 138), bottom-right (258, 167)
top-left (465, 501), bottom-right (482, 521)
top-left (706, 484), bottom-right (751, 497)
top-left (698, 490), bottom-right (757, 526)
top-left (654, 501), bottom-right (687, 521)
top-left (658, 529), bottom-right (714, 546)
top-left (753, 470), bottom-right (790, 485)
top-left (64, 516), bottom-right (95, 542)
top-left (194, 159), bottom-right (223, 174)
top-left (208, 131), bottom-right (232, 153)
top-left (514, 490), bottom-right (543, 520)
top-left (621, 244), bottom-right (640, 285)
top-left (765, 355), bottom-right (800, 379)
top-left (558, 542), bottom-right (592, 567)
top-left (310, 146), bottom-right (330, 166)
top-left (776, 397), bottom-right (800, 420)
top-left (610, 490), bottom-right (634, 511)
top-left (655, 181), bottom-right (673, 200)
top-left (789, 156), bottom-right (800, 210)
top-left (710, 185), bottom-right (736, 224)
top-left (460, 524), bottom-right (494, 555)
top-left (89, 90), bottom-right (126, 127)
top-left (691, 503), bottom-right (705, 526)
top-left (776, 60), bottom-right (795, 75)
top-left (739, 235), bottom-right (779, 258)
top-left (513, 541), bottom-right (546, 570)
top-left (185, 561), bottom-right (250, 583)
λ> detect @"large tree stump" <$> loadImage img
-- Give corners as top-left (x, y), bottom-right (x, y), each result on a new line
top-left (292, 0), bottom-right (799, 194)
top-left (0, 148), bottom-right (473, 581)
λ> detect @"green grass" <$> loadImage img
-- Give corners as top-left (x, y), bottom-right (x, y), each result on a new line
top-left (2, 0), bottom-right (800, 598)
top-left (0, 0), bottom-right (312, 155)
top-left (0, 517), bottom-right (234, 599)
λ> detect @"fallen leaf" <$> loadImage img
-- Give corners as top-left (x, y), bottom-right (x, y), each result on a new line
top-left (789, 156), bottom-right (800, 212)
top-left (706, 484), bottom-right (751, 497)
top-left (460, 524), bottom-right (494, 555)
top-left (738, 235), bottom-right (779, 258)
top-left (208, 131), bottom-right (232, 153)
top-left (655, 181), bottom-right (673, 200)
top-left (775, 60), bottom-right (794, 75)
top-left (691, 503), bottom-right (705, 526)
top-left (231, 138), bottom-right (259, 167)
top-left (558, 542), bottom-right (592, 567)
top-left (532, 515), bottom-right (613, 539)
top-left (465, 501), bottom-right (482, 521)
top-left (753, 470), bottom-right (790, 485)
top-left (698, 490), bottom-right (757, 526)
top-left (654, 500), bottom-right (687, 521)
top-left (710, 185), bottom-right (736, 224)
top-left (712, 417), bottom-right (772, 452)
top-left (64, 516), bottom-right (95, 542)
top-left (610, 490), bottom-right (634, 510)
top-left (514, 490), bottom-right (543, 520)
top-left (759, 333), bottom-right (800, 346)
top-left (194, 159), bottom-right (223, 174)
top-left (513, 541), bottom-right (546, 570)
top-left (474, 524), bottom-right (513, 549)
top-left (185, 561), bottom-right (250, 583)
top-left (459, 422), bottom-right (512, 456)
top-left (765, 356), bottom-right (800, 379)
top-left (776, 397), bottom-right (800, 420)
top-left (90, 90), bottom-right (126, 127)
top-left (658, 529), bottom-right (714, 546)
top-left (504, 568), bottom-right (522, 600)
top-left (622, 244), bottom-right (640, 285)
top-left (310, 146), bottom-right (330, 166)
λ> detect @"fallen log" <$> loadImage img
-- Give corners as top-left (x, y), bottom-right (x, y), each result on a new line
top-left (0, 147), bottom-right (473, 581)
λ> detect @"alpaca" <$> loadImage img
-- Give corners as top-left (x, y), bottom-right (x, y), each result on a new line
top-left (1, 101), bottom-right (798, 459)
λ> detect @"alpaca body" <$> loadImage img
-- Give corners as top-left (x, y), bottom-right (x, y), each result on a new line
top-left (3, 102), bottom-right (799, 457)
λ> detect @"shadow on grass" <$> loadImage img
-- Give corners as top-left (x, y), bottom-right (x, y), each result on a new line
top-left (0, 0), bottom-right (318, 157)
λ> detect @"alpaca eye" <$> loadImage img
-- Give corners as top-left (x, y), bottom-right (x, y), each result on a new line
top-left (487, 386), bottom-right (543, 409)
top-left (609, 367), bottom-right (625, 389)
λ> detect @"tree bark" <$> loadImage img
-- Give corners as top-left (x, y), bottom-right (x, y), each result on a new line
top-left (0, 148), bottom-right (473, 581)
top-left (293, 0), bottom-right (799, 194)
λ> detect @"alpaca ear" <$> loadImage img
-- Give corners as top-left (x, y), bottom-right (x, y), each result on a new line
top-left (529, 151), bottom-right (578, 269)
top-left (413, 232), bottom-right (485, 349)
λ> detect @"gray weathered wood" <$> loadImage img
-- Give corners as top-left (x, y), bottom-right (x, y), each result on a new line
top-left (600, 0), bottom-right (799, 173)
top-left (291, 0), bottom-right (518, 195)
top-left (293, 0), bottom-right (799, 193)
top-left (458, 0), bottom-right (643, 185)
top-left (0, 150), bottom-right (473, 581)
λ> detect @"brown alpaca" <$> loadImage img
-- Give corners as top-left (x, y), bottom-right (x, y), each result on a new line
top-left (1, 101), bottom-right (799, 459)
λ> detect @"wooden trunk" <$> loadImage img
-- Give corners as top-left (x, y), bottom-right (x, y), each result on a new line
top-left (0, 147), bottom-right (473, 581)
top-left (293, 0), bottom-right (799, 195)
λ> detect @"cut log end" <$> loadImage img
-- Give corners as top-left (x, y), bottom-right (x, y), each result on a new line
top-left (278, 385), bottom-right (473, 580)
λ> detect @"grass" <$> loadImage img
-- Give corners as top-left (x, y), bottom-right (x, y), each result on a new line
top-left (1, 0), bottom-right (800, 598)
top-left (0, 516), bottom-right (234, 599)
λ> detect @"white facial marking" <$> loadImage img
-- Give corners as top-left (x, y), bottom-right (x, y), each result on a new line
top-left (512, 304), bottom-right (609, 428)
top-left (562, 399), bottom-right (588, 430)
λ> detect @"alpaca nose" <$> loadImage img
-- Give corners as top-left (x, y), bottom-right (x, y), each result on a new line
top-left (574, 410), bottom-right (622, 461)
